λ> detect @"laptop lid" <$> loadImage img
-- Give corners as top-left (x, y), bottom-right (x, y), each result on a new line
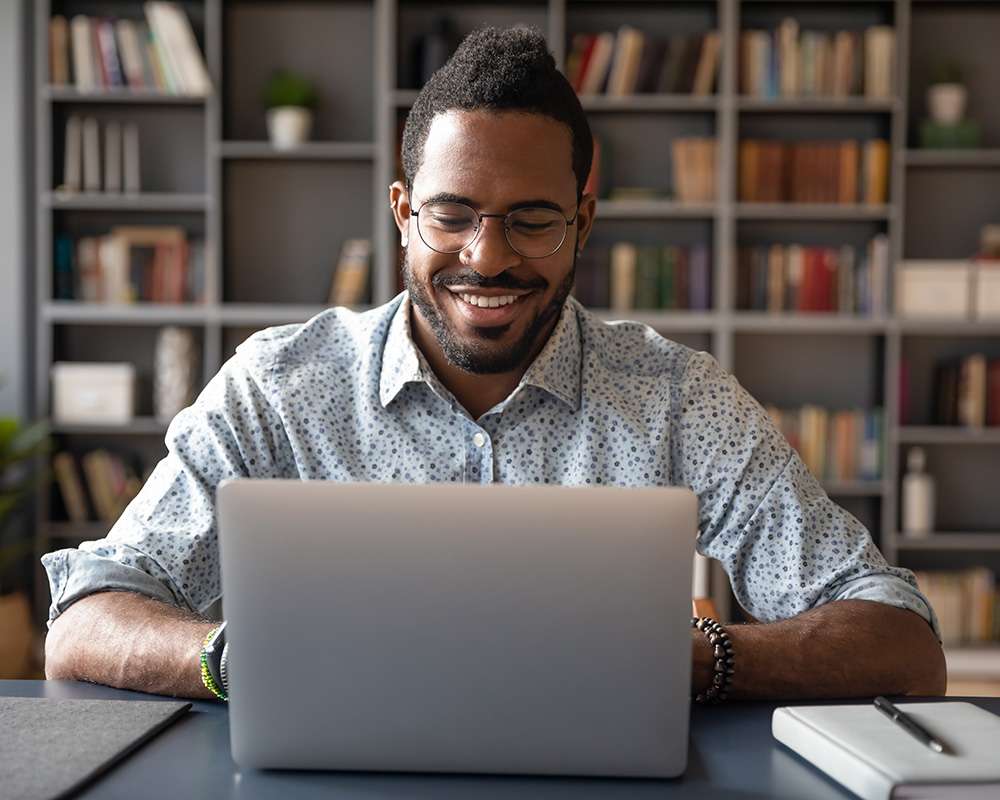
top-left (217, 480), bottom-right (697, 777)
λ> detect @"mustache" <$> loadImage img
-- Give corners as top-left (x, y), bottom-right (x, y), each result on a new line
top-left (431, 271), bottom-right (546, 292)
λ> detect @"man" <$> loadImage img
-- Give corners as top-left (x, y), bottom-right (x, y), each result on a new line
top-left (43, 27), bottom-right (946, 700)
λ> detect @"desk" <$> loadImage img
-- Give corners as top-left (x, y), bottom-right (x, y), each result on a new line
top-left (4, 681), bottom-right (999, 799)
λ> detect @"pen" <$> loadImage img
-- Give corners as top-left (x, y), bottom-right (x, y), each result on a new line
top-left (874, 696), bottom-right (946, 754)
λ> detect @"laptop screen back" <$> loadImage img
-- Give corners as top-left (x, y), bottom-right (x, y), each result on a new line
top-left (218, 480), bottom-right (697, 777)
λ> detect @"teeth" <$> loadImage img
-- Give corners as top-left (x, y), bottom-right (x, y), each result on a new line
top-left (460, 293), bottom-right (518, 308)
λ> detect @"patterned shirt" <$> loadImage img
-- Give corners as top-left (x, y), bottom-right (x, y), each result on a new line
top-left (43, 294), bottom-right (937, 634)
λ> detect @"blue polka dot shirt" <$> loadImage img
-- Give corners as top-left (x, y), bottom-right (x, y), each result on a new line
top-left (42, 294), bottom-right (938, 635)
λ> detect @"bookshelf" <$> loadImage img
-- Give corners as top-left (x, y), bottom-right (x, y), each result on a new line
top-left (31, 1), bottom-right (1000, 683)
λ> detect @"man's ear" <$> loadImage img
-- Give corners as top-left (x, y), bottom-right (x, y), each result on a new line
top-left (389, 181), bottom-right (410, 247)
top-left (574, 192), bottom-right (598, 252)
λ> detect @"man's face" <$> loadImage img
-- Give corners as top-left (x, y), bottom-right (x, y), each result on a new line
top-left (392, 110), bottom-right (594, 376)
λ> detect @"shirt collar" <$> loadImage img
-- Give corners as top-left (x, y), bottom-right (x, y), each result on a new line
top-left (378, 293), bottom-right (583, 412)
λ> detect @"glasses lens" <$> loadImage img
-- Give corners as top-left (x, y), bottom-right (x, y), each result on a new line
top-left (416, 203), bottom-right (479, 253)
top-left (506, 208), bottom-right (568, 258)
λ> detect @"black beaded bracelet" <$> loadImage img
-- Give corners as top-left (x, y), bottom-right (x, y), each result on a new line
top-left (691, 616), bottom-right (735, 704)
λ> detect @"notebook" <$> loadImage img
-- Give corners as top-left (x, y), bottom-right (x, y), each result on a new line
top-left (217, 479), bottom-right (698, 778)
top-left (773, 701), bottom-right (1000, 800)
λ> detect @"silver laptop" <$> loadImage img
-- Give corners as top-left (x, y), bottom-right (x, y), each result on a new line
top-left (217, 480), bottom-right (698, 778)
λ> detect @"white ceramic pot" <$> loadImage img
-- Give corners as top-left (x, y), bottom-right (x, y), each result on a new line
top-left (266, 106), bottom-right (313, 150)
top-left (926, 83), bottom-right (967, 125)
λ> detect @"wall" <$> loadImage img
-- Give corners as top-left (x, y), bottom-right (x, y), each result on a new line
top-left (0, 0), bottom-right (28, 419)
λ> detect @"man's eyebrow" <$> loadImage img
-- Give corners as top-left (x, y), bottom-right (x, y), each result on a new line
top-left (419, 191), bottom-right (473, 206)
top-left (417, 193), bottom-right (569, 213)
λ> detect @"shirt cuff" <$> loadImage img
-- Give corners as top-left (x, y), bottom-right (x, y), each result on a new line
top-left (827, 573), bottom-right (942, 641)
top-left (41, 548), bottom-right (182, 626)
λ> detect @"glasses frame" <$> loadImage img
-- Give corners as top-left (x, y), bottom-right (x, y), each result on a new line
top-left (411, 200), bottom-right (580, 260)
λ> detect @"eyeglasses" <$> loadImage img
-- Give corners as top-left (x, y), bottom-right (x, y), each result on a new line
top-left (412, 201), bottom-right (578, 259)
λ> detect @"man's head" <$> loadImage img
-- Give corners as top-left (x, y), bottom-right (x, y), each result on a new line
top-left (400, 26), bottom-right (593, 201)
top-left (390, 26), bottom-right (597, 399)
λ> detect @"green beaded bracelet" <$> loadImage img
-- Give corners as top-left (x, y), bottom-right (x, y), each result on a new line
top-left (200, 626), bottom-right (228, 701)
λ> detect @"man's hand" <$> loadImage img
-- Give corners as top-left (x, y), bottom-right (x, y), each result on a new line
top-left (45, 591), bottom-right (219, 699)
top-left (691, 599), bottom-right (947, 700)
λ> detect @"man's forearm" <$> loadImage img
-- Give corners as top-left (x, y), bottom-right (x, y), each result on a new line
top-left (45, 591), bottom-right (219, 699)
top-left (691, 599), bottom-right (947, 700)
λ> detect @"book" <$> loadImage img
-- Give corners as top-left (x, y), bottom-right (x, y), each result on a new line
top-left (605, 25), bottom-right (644, 97)
top-left (61, 114), bottom-right (83, 195)
top-left (988, 358), bottom-right (1000, 427)
top-left (48, 15), bottom-right (71, 86)
top-left (863, 138), bottom-right (890, 205)
top-left (578, 31), bottom-right (614, 95)
top-left (94, 17), bottom-right (124, 89)
top-left (773, 701), bottom-right (1000, 800)
top-left (327, 238), bottom-right (372, 307)
top-left (104, 119), bottom-right (122, 192)
top-left (957, 353), bottom-right (988, 428)
top-left (53, 451), bottom-right (90, 523)
top-left (115, 18), bottom-right (147, 90)
top-left (69, 14), bottom-right (95, 91)
top-left (691, 30), bottom-right (720, 95)
top-left (144, 2), bottom-right (212, 96)
top-left (609, 242), bottom-right (637, 311)
top-left (863, 25), bottom-right (896, 99)
top-left (123, 122), bottom-right (141, 193)
top-left (82, 117), bottom-right (101, 192)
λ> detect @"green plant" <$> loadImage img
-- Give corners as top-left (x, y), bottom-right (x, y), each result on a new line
top-left (928, 59), bottom-right (963, 85)
top-left (0, 414), bottom-right (50, 578)
top-left (264, 69), bottom-right (318, 110)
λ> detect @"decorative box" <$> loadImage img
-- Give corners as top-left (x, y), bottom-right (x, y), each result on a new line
top-left (51, 362), bottom-right (137, 425)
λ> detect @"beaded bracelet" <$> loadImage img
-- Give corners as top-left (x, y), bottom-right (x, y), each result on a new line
top-left (200, 626), bottom-right (228, 701)
top-left (691, 616), bottom-right (735, 704)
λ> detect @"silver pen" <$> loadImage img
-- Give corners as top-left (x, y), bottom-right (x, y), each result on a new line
top-left (874, 696), bottom-right (947, 754)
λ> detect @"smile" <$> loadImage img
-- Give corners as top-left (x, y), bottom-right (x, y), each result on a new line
top-left (458, 293), bottom-right (519, 308)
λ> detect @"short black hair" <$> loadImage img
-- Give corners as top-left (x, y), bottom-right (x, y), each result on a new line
top-left (400, 26), bottom-right (593, 200)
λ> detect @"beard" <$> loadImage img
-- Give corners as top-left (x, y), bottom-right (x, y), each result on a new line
top-left (402, 249), bottom-right (577, 376)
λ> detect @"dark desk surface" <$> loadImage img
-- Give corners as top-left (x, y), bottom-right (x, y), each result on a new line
top-left (4, 680), bottom-right (999, 800)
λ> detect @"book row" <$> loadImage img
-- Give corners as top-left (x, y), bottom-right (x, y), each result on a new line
top-left (54, 228), bottom-right (207, 305)
top-left (59, 115), bottom-right (141, 196)
top-left (738, 139), bottom-right (890, 205)
top-left (740, 20), bottom-right (895, 99)
top-left (566, 28), bottom-right (720, 97)
top-left (48, 3), bottom-right (211, 96)
top-left (736, 236), bottom-right (888, 316)
top-left (53, 450), bottom-right (146, 525)
top-left (764, 404), bottom-right (884, 483)
top-left (934, 354), bottom-right (1000, 428)
top-left (574, 243), bottom-right (711, 313)
top-left (912, 568), bottom-right (997, 646)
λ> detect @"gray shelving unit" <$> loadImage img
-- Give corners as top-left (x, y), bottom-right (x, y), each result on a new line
top-left (32, 1), bottom-right (1000, 676)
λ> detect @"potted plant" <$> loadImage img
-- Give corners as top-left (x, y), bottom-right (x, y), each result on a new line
top-left (926, 59), bottom-right (967, 125)
top-left (264, 68), bottom-right (318, 151)
top-left (0, 411), bottom-right (49, 678)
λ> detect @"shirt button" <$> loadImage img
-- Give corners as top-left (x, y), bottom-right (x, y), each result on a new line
top-left (473, 432), bottom-right (486, 447)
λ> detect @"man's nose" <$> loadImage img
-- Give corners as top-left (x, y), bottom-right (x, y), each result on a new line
top-left (460, 216), bottom-right (521, 277)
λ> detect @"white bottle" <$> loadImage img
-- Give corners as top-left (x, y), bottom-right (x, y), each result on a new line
top-left (901, 446), bottom-right (935, 537)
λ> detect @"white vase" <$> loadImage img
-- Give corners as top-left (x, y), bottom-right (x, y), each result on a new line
top-left (926, 83), bottom-right (967, 125)
top-left (266, 106), bottom-right (313, 150)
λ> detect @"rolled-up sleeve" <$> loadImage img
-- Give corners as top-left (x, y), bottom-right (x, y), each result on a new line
top-left (673, 352), bottom-right (940, 639)
top-left (42, 329), bottom-right (296, 625)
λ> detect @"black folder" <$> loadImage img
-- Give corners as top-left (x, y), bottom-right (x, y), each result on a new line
top-left (0, 696), bottom-right (191, 800)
